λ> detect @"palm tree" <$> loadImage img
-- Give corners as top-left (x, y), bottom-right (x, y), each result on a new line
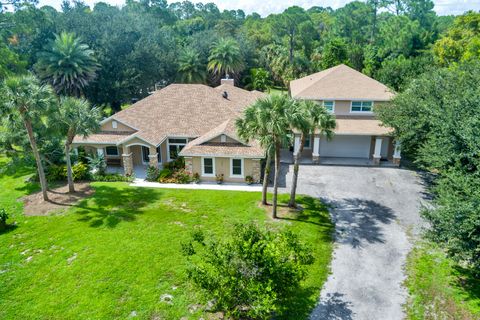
top-left (288, 100), bottom-right (336, 207)
top-left (55, 97), bottom-right (101, 193)
top-left (35, 32), bottom-right (99, 97)
top-left (0, 75), bottom-right (55, 201)
top-left (208, 38), bottom-right (244, 80)
top-left (237, 95), bottom-right (302, 218)
top-left (177, 48), bottom-right (206, 83)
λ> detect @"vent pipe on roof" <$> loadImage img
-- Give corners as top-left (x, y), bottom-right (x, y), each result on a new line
top-left (222, 91), bottom-right (228, 99)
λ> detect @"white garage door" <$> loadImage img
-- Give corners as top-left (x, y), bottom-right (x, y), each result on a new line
top-left (319, 135), bottom-right (371, 158)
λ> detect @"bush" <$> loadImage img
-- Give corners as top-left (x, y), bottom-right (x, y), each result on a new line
top-left (0, 208), bottom-right (8, 230)
top-left (71, 162), bottom-right (90, 181)
top-left (46, 164), bottom-right (66, 181)
top-left (172, 169), bottom-right (191, 184)
top-left (91, 173), bottom-right (134, 182)
top-left (86, 154), bottom-right (106, 175)
top-left (245, 175), bottom-right (254, 184)
top-left (158, 168), bottom-right (173, 180)
top-left (192, 172), bottom-right (200, 183)
top-left (164, 157), bottom-right (185, 171)
top-left (146, 166), bottom-right (160, 181)
top-left (182, 223), bottom-right (314, 319)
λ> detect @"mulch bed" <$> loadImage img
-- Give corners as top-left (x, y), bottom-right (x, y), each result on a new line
top-left (21, 182), bottom-right (94, 216)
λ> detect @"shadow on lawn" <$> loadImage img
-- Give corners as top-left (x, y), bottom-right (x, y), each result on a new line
top-left (454, 265), bottom-right (480, 308)
top-left (278, 196), bottom-right (332, 228)
top-left (75, 185), bottom-right (162, 228)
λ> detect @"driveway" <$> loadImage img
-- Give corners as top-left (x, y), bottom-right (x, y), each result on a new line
top-left (277, 164), bottom-right (427, 320)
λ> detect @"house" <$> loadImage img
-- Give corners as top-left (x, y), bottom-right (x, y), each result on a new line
top-left (289, 64), bottom-right (401, 166)
top-left (72, 80), bottom-right (266, 182)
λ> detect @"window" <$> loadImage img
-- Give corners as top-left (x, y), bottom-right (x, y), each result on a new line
top-left (304, 135), bottom-right (311, 149)
top-left (202, 158), bottom-right (215, 176)
top-left (105, 146), bottom-right (119, 156)
top-left (351, 101), bottom-right (373, 112)
top-left (220, 134), bottom-right (226, 142)
top-left (112, 120), bottom-right (118, 129)
top-left (323, 101), bottom-right (335, 113)
top-left (168, 138), bottom-right (187, 160)
top-left (142, 146), bottom-right (149, 163)
top-left (230, 158), bottom-right (243, 177)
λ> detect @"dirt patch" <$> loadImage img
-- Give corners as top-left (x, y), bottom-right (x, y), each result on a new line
top-left (21, 183), bottom-right (94, 216)
top-left (258, 201), bottom-right (303, 221)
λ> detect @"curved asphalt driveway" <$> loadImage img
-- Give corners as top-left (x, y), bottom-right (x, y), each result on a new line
top-left (278, 164), bottom-right (426, 320)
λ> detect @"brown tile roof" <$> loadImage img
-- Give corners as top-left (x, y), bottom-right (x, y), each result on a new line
top-left (74, 84), bottom-right (265, 147)
top-left (290, 64), bottom-right (395, 101)
top-left (102, 84), bottom-right (265, 146)
top-left (180, 119), bottom-right (265, 158)
top-left (72, 131), bottom-right (133, 145)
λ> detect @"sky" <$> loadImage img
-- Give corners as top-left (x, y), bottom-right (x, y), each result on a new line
top-left (38, 0), bottom-right (480, 16)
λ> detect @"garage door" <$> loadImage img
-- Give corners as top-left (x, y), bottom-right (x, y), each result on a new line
top-left (319, 135), bottom-right (371, 158)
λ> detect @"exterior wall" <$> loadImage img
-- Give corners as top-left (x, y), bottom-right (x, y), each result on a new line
top-left (190, 157), bottom-right (260, 183)
top-left (209, 135), bottom-right (238, 143)
top-left (130, 145), bottom-right (144, 165)
top-left (100, 119), bottom-right (135, 132)
top-left (314, 100), bottom-right (387, 116)
top-left (159, 141), bottom-right (168, 164)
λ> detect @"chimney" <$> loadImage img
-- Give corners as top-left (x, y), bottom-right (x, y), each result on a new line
top-left (220, 73), bottom-right (234, 86)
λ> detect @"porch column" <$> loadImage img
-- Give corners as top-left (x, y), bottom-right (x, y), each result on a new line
top-left (97, 147), bottom-right (104, 157)
top-left (373, 137), bottom-right (383, 165)
top-left (393, 141), bottom-right (401, 166)
top-left (293, 134), bottom-right (301, 157)
top-left (122, 146), bottom-right (133, 176)
top-left (312, 135), bottom-right (320, 164)
top-left (148, 146), bottom-right (158, 168)
top-left (251, 159), bottom-right (261, 183)
top-left (184, 157), bottom-right (193, 173)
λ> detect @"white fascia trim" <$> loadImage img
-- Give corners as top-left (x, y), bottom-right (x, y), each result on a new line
top-left (201, 156), bottom-right (216, 177)
top-left (117, 133), bottom-right (156, 147)
top-left (72, 141), bottom-right (119, 146)
top-left (230, 158), bottom-right (244, 178)
top-left (296, 97), bottom-right (391, 102)
top-left (100, 116), bottom-right (139, 131)
top-left (179, 153), bottom-right (265, 159)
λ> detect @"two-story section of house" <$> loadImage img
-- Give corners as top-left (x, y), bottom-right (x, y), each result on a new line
top-left (289, 64), bottom-right (401, 166)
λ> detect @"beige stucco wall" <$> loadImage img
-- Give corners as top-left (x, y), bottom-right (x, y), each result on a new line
top-left (190, 157), bottom-right (259, 183)
top-left (101, 119), bottom-right (135, 132)
top-left (314, 100), bottom-right (386, 116)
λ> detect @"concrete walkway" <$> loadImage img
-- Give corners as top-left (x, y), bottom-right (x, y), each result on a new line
top-left (276, 164), bottom-right (427, 320)
top-left (131, 179), bottom-right (263, 192)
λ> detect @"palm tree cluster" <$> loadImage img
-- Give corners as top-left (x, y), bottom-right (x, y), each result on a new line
top-left (178, 38), bottom-right (245, 84)
top-left (1, 32), bottom-right (101, 201)
top-left (236, 95), bottom-right (336, 217)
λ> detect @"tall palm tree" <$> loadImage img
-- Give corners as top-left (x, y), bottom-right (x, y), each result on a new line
top-left (288, 100), bottom-right (336, 207)
top-left (208, 38), bottom-right (244, 80)
top-left (237, 95), bottom-right (302, 218)
top-left (177, 48), bottom-right (206, 84)
top-left (0, 75), bottom-right (55, 201)
top-left (55, 97), bottom-right (101, 193)
top-left (35, 32), bottom-right (99, 97)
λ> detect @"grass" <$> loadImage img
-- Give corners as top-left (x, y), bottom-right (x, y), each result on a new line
top-left (406, 241), bottom-right (480, 319)
top-left (0, 156), bottom-right (333, 319)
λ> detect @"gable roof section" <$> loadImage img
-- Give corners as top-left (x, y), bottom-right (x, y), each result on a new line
top-left (84, 84), bottom-right (265, 147)
top-left (290, 64), bottom-right (395, 101)
top-left (180, 119), bottom-right (265, 158)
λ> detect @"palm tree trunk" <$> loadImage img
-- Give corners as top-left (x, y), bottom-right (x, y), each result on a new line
top-left (65, 143), bottom-right (75, 193)
top-left (288, 133), bottom-right (306, 208)
top-left (261, 150), bottom-right (272, 205)
top-left (272, 140), bottom-right (281, 219)
top-left (23, 118), bottom-right (48, 201)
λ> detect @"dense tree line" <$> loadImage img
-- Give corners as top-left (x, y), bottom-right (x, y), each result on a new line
top-left (1, 0), bottom-right (455, 112)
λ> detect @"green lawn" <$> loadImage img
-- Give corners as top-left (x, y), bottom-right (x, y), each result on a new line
top-left (406, 242), bottom-right (480, 319)
top-left (0, 156), bottom-right (333, 319)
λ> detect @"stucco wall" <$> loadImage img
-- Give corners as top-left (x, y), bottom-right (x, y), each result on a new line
top-left (190, 157), bottom-right (259, 183)
top-left (209, 135), bottom-right (238, 143)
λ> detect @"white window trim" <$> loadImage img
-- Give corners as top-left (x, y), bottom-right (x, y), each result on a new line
top-left (322, 100), bottom-right (335, 113)
top-left (167, 138), bottom-right (188, 161)
top-left (112, 120), bottom-right (118, 129)
top-left (141, 146), bottom-right (150, 165)
top-left (350, 101), bottom-right (374, 113)
top-left (230, 158), bottom-right (244, 178)
top-left (201, 157), bottom-right (215, 177)
top-left (105, 146), bottom-right (119, 157)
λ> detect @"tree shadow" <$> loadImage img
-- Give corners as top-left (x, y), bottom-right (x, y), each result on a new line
top-left (310, 292), bottom-right (354, 320)
top-left (277, 196), bottom-right (332, 229)
top-left (0, 224), bottom-right (18, 235)
top-left (453, 265), bottom-right (480, 308)
top-left (327, 198), bottom-right (396, 248)
top-left (74, 185), bottom-right (162, 228)
top-left (277, 286), bottom-right (323, 320)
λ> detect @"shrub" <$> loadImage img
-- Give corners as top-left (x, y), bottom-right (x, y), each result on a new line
top-left (164, 157), bottom-right (185, 171)
top-left (146, 166), bottom-right (160, 181)
top-left (0, 208), bottom-right (8, 230)
top-left (192, 172), bottom-right (200, 183)
top-left (86, 154), bottom-right (106, 175)
top-left (182, 223), bottom-right (314, 319)
top-left (91, 173), bottom-right (134, 182)
top-left (46, 164), bottom-right (66, 181)
top-left (172, 169), bottom-right (191, 184)
top-left (245, 175), bottom-right (254, 184)
top-left (71, 162), bottom-right (90, 181)
top-left (158, 168), bottom-right (173, 180)
top-left (215, 173), bottom-right (224, 184)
